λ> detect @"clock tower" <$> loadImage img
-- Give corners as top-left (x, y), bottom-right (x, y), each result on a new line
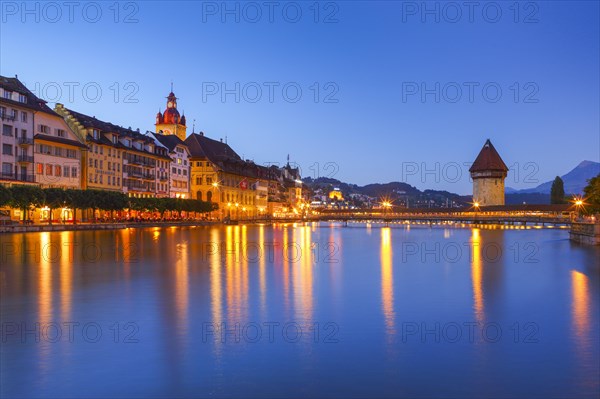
top-left (155, 89), bottom-right (187, 141)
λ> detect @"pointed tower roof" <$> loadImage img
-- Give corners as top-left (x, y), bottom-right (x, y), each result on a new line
top-left (469, 139), bottom-right (508, 173)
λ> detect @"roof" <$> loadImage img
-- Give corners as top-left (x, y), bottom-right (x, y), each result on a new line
top-left (469, 139), bottom-right (509, 173)
top-left (0, 75), bottom-right (59, 116)
top-left (185, 132), bottom-right (276, 180)
top-left (152, 132), bottom-right (188, 152)
top-left (59, 106), bottom-right (171, 160)
top-left (34, 134), bottom-right (88, 149)
top-left (185, 132), bottom-right (241, 161)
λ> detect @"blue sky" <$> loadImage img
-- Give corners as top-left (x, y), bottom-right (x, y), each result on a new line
top-left (1, 1), bottom-right (598, 194)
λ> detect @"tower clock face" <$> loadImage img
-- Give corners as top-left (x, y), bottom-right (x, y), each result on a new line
top-left (167, 102), bottom-right (174, 108)
top-left (163, 129), bottom-right (172, 135)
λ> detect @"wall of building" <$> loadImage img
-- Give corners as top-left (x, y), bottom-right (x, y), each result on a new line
top-left (0, 94), bottom-right (34, 185)
top-left (33, 113), bottom-right (82, 189)
top-left (473, 177), bottom-right (505, 206)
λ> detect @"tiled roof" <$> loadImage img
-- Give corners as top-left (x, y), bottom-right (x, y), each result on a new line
top-left (469, 139), bottom-right (509, 173)
top-left (152, 132), bottom-right (187, 152)
top-left (185, 132), bottom-right (276, 180)
top-left (0, 75), bottom-right (59, 116)
top-left (33, 134), bottom-right (88, 149)
top-left (63, 107), bottom-right (154, 144)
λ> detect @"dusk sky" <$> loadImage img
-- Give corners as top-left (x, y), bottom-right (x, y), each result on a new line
top-left (1, 1), bottom-right (598, 194)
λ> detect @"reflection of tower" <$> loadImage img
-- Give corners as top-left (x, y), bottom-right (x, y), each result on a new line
top-left (469, 139), bottom-right (508, 206)
top-left (155, 88), bottom-right (187, 141)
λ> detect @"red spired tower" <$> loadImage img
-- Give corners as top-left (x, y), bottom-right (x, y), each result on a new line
top-left (469, 139), bottom-right (509, 206)
top-left (155, 88), bottom-right (187, 141)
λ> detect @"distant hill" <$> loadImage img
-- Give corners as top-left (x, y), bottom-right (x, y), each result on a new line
top-left (303, 177), bottom-right (467, 207)
top-left (507, 160), bottom-right (599, 195)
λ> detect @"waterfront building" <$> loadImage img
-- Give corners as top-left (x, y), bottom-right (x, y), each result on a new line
top-left (329, 188), bottom-right (344, 201)
top-left (57, 105), bottom-right (172, 197)
top-left (147, 131), bottom-right (190, 198)
top-left (33, 109), bottom-right (86, 190)
top-left (185, 132), bottom-right (272, 220)
top-left (469, 139), bottom-right (508, 206)
top-left (0, 76), bottom-right (41, 187)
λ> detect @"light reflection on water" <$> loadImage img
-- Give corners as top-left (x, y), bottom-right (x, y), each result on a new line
top-left (0, 224), bottom-right (598, 398)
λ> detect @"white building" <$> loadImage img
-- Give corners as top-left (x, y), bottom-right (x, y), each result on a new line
top-left (147, 132), bottom-right (190, 198)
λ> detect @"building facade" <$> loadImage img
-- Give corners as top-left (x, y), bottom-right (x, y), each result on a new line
top-left (469, 139), bottom-right (508, 206)
top-left (0, 76), bottom-right (42, 187)
top-left (185, 132), bottom-right (273, 220)
top-left (33, 110), bottom-right (86, 189)
top-left (147, 132), bottom-right (190, 198)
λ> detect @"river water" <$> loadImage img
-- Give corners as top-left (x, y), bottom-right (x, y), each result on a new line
top-left (1, 223), bottom-right (598, 398)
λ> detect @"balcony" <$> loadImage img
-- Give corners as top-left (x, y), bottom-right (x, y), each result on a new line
top-left (17, 155), bottom-right (34, 163)
top-left (0, 172), bottom-right (35, 182)
top-left (0, 113), bottom-right (16, 121)
top-left (18, 137), bottom-right (33, 146)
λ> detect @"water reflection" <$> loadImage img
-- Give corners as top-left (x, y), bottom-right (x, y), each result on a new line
top-left (380, 227), bottom-right (395, 336)
top-left (470, 228), bottom-right (484, 323)
top-left (571, 270), bottom-right (590, 340)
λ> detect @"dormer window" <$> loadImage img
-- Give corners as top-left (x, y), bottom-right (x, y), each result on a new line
top-left (3, 90), bottom-right (12, 100)
top-left (112, 135), bottom-right (118, 144)
top-left (56, 129), bottom-right (66, 138)
top-left (92, 129), bottom-right (99, 139)
top-left (39, 125), bottom-right (50, 134)
top-left (18, 94), bottom-right (27, 103)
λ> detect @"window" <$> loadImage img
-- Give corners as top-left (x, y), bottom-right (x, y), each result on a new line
top-left (64, 167), bottom-right (70, 178)
top-left (54, 147), bottom-right (63, 157)
top-left (21, 129), bottom-right (27, 138)
top-left (56, 129), bottom-right (66, 138)
top-left (39, 125), bottom-right (50, 134)
top-left (3, 90), bottom-right (12, 99)
top-left (66, 149), bottom-right (77, 158)
top-left (92, 129), bottom-right (99, 139)
top-left (72, 167), bottom-right (77, 178)
top-left (172, 167), bottom-right (176, 174)
top-left (112, 135), bottom-right (118, 144)
top-left (2, 162), bottom-right (11, 176)
top-left (112, 176), bottom-right (116, 185)
top-left (2, 144), bottom-right (12, 155)
top-left (55, 165), bottom-right (61, 177)
top-left (18, 94), bottom-right (27, 103)
top-left (99, 160), bottom-right (103, 169)
top-left (11, 109), bottom-right (17, 119)
top-left (117, 177), bottom-right (120, 185)
top-left (183, 170), bottom-right (187, 176)
top-left (36, 163), bottom-right (43, 174)
top-left (21, 112), bottom-right (27, 122)
top-left (2, 125), bottom-right (12, 136)
top-left (108, 161), bottom-right (111, 171)
top-left (177, 158), bottom-right (182, 165)
top-left (108, 148), bottom-right (111, 157)
top-left (117, 164), bottom-right (120, 172)
top-left (94, 159), bottom-right (98, 168)
top-left (184, 160), bottom-right (187, 166)
top-left (196, 176), bottom-right (202, 185)
top-left (207, 177), bottom-right (213, 185)
top-left (100, 147), bottom-right (103, 155)
top-left (46, 164), bottom-right (53, 176)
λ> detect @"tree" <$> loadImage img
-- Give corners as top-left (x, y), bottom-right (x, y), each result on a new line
top-left (550, 176), bottom-right (565, 204)
top-left (8, 185), bottom-right (44, 222)
top-left (42, 188), bottom-right (68, 225)
top-left (582, 173), bottom-right (600, 215)
top-left (65, 189), bottom-right (87, 225)
top-left (0, 185), bottom-right (12, 207)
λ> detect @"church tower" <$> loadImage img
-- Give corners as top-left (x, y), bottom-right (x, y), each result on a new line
top-left (469, 139), bottom-right (508, 206)
top-left (155, 89), bottom-right (187, 141)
